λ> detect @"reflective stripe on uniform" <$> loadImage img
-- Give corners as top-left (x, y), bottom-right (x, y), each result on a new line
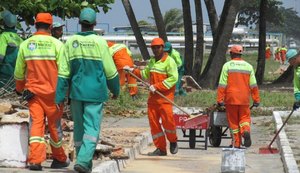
top-left (127, 83), bottom-right (137, 87)
top-left (50, 138), bottom-right (63, 148)
top-left (83, 134), bottom-right (97, 143)
top-left (232, 128), bottom-right (240, 134)
top-left (240, 122), bottom-right (250, 128)
top-left (24, 55), bottom-right (56, 60)
top-left (29, 136), bottom-right (46, 144)
top-left (165, 129), bottom-right (176, 134)
top-left (74, 141), bottom-right (82, 147)
top-left (152, 132), bottom-right (164, 140)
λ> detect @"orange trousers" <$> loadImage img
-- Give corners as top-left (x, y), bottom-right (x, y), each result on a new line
top-left (225, 105), bottom-right (251, 148)
top-left (28, 96), bottom-right (67, 164)
top-left (148, 103), bottom-right (177, 152)
top-left (118, 69), bottom-right (138, 96)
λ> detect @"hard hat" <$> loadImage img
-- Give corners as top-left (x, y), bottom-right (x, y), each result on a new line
top-left (230, 45), bottom-right (243, 54)
top-left (52, 22), bottom-right (65, 28)
top-left (107, 41), bottom-right (115, 47)
top-left (164, 42), bottom-right (172, 52)
top-left (151, 38), bottom-right (164, 47)
top-left (286, 49), bottom-right (298, 61)
top-left (2, 10), bottom-right (17, 27)
top-left (79, 8), bottom-right (96, 25)
top-left (35, 13), bottom-right (53, 25)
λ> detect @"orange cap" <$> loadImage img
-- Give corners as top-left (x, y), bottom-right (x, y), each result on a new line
top-left (107, 41), bottom-right (115, 47)
top-left (35, 13), bottom-right (53, 25)
top-left (151, 38), bottom-right (164, 47)
top-left (230, 45), bottom-right (243, 54)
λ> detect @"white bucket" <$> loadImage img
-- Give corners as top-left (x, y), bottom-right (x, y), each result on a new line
top-left (0, 123), bottom-right (29, 168)
top-left (221, 148), bottom-right (245, 173)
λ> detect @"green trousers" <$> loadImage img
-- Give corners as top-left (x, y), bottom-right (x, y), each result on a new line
top-left (71, 100), bottom-right (104, 170)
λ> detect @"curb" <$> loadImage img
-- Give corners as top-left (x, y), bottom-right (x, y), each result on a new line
top-left (92, 131), bottom-right (152, 173)
top-left (273, 111), bottom-right (300, 173)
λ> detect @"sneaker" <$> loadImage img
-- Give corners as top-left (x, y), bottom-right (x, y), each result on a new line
top-left (243, 131), bottom-right (252, 147)
top-left (51, 158), bottom-right (70, 168)
top-left (74, 164), bottom-right (91, 173)
top-left (28, 163), bottom-right (42, 171)
top-left (147, 148), bottom-right (167, 156)
top-left (170, 142), bottom-right (178, 154)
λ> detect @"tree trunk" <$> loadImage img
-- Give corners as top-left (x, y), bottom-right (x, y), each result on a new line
top-left (150, 0), bottom-right (168, 41)
top-left (199, 0), bottom-right (244, 89)
top-left (255, 0), bottom-right (267, 85)
top-left (193, 0), bottom-right (204, 81)
top-left (204, 0), bottom-right (219, 38)
top-left (181, 0), bottom-right (194, 76)
top-left (122, 0), bottom-right (150, 60)
top-left (272, 66), bottom-right (293, 84)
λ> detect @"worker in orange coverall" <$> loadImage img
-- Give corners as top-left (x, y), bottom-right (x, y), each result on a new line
top-left (14, 13), bottom-right (69, 170)
top-left (265, 44), bottom-right (272, 60)
top-left (217, 45), bottom-right (260, 148)
top-left (274, 47), bottom-right (281, 62)
top-left (107, 41), bottom-right (138, 99)
top-left (280, 45), bottom-right (287, 64)
top-left (124, 38), bottom-right (178, 156)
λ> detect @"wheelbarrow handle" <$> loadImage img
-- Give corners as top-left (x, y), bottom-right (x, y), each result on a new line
top-left (127, 70), bottom-right (192, 117)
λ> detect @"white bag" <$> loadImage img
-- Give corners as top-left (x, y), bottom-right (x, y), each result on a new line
top-left (221, 148), bottom-right (245, 173)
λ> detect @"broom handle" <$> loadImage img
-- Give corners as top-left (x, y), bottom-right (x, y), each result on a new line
top-left (127, 70), bottom-right (192, 117)
top-left (268, 109), bottom-right (294, 148)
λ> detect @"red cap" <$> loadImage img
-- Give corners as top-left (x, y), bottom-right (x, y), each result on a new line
top-left (35, 13), bottom-right (53, 25)
top-left (230, 45), bottom-right (243, 54)
top-left (151, 38), bottom-right (164, 47)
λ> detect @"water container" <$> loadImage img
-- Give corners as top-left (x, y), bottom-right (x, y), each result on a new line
top-left (0, 123), bottom-right (29, 168)
top-left (221, 148), bottom-right (245, 173)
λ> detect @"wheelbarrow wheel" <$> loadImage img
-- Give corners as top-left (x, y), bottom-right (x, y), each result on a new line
top-left (189, 129), bottom-right (196, 149)
top-left (208, 126), bottom-right (222, 147)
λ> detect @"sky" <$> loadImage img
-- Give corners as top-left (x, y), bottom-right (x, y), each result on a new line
top-left (57, 0), bottom-right (299, 34)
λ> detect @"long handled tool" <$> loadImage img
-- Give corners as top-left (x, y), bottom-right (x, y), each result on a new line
top-left (127, 70), bottom-right (193, 117)
top-left (259, 109), bottom-right (294, 154)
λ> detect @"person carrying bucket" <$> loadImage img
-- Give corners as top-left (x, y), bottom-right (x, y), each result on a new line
top-left (14, 13), bottom-right (70, 170)
top-left (124, 38), bottom-right (179, 156)
top-left (216, 45), bottom-right (260, 148)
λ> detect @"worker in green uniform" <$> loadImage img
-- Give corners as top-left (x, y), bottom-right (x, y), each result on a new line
top-left (0, 10), bottom-right (23, 89)
top-left (55, 8), bottom-right (120, 173)
top-left (164, 42), bottom-right (186, 96)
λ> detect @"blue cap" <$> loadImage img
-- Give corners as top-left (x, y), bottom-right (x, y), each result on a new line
top-left (164, 42), bottom-right (172, 52)
top-left (286, 49), bottom-right (298, 61)
top-left (79, 8), bottom-right (96, 25)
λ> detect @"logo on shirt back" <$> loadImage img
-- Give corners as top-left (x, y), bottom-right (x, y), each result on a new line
top-left (72, 40), bottom-right (79, 48)
top-left (28, 42), bottom-right (36, 51)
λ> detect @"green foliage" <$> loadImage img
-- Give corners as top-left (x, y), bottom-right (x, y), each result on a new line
top-left (0, 0), bottom-right (114, 26)
top-left (237, 0), bottom-right (283, 29)
top-left (164, 8), bottom-right (183, 32)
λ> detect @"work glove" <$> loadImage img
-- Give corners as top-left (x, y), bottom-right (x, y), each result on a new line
top-left (123, 65), bottom-right (134, 72)
top-left (253, 102), bottom-right (260, 107)
top-left (22, 89), bottom-right (35, 101)
top-left (293, 101), bottom-right (300, 110)
top-left (149, 85), bottom-right (156, 93)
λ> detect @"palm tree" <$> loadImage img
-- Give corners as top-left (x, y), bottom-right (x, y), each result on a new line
top-left (150, 0), bottom-right (167, 41)
top-left (199, 0), bottom-right (245, 88)
top-left (193, 0), bottom-right (204, 81)
top-left (204, 0), bottom-right (219, 38)
top-left (181, 0), bottom-right (194, 75)
top-left (122, 0), bottom-right (150, 60)
top-left (163, 8), bottom-right (183, 32)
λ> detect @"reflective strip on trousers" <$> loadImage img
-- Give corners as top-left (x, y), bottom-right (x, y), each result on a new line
top-left (50, 138), bottom-right (63, 148)
top-left (74, 141), bottom-right (82, 147)
top-left (239, 122), bottom-right (250, 128)
top-left (29, 136), bottom-right (46, 144)
top-left (165, 129), bottom-right (176, 134)
top-left (232, 128), bottom-right (240, 134)
top-left (152, 132), bottom-right (165, 140)
top-left (83, 134), bottom-right (97, 143)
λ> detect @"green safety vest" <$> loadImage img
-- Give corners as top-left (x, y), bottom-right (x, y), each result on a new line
top-left (56, 31), bottom-right (120, 103)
